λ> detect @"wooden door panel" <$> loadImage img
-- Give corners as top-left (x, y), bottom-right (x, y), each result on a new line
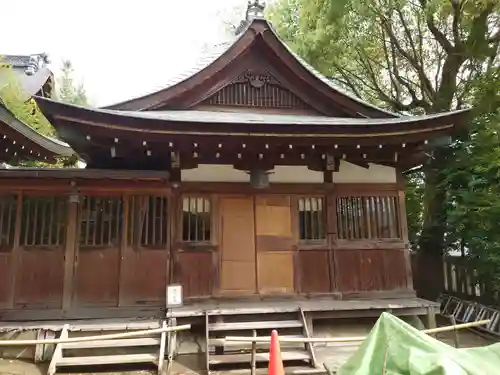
top-left (297, 250), bottom-right (331, 294)
top-left (255, 196), bottom-right (292, 237)
top-left (15, 248), bottom-right (64, 308)
top-left (219, 196), bottom-right (256, 295)
top-left (0, 253), bottom-right (12, 308)
top-left (220, 260), bottom-right (256, 293)
top-left (120, 249), bottom-right (168, 305)
top-left (258, 252), bottom-right (294, 294)
top-left (220, 197), bottom-right (255, 261)
top-left (255, 195), bottom-right (295, 294)
top-left (74, 248), bottom-right (120, 306)
top-left (174, 251), bottom-right (214, 298)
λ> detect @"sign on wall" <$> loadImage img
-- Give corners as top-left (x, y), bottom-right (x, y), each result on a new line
top-left (166, 284), bottom-right (183, 308)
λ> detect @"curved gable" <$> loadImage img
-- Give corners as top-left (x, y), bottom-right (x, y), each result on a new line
top-left (105, 19), bottom-right (397, 119)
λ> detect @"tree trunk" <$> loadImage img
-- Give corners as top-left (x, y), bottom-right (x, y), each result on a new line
top-left (418, 151), bottom-right (448, 255)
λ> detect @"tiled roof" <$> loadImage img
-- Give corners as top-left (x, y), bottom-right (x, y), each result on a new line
top-left (0, 53), bottom-right (52, 100)
top-left (105, 19), bottom-right (398, 118)
top-left (0, 103), bottom-right (73, 156)
top-left (93, 106), bottom-right (468, 126)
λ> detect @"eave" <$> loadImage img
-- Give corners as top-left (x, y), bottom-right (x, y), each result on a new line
top-left (35, 96), bottom-right (470, 170)
top-left (0, 103), bottom-right (74, 163)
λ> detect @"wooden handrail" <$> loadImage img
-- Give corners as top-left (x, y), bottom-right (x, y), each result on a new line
top-left (0, 324), bottom-right (191, 346)
top-left (225, 319), bottom-right (490, 343)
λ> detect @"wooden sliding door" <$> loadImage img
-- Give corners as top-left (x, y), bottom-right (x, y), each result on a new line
top-left (255, 195), bottom-right (295, 294)
top-left (219, 196), bottom-right (256, 295)
top-left (120, 195), bottom-right (169, 305)
top-left (73, 195), bottom-right (122, 306)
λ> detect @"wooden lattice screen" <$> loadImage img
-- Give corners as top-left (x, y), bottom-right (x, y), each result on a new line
top-left (0, 194), bottom-right (17, 251)
top-left (128, 195), bottom-right (168, 247)
top-left (336, 195), bottom-right (401, 240)
top-left (20, 195), bottom-right (67, 247)
top-left (79, 196), bottom-right (123, 247)
top-left (182, 196), bottom-right (211, 242)
top-left (298, 196), bottom-right (326, 242)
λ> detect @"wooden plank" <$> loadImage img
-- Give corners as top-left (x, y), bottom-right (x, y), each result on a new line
top-left (209, 320), bottom-right (302, 331)
top-left (166, 318), bottom-right (177, 375)
top-left (251, 330), bottom-right (257, 375)
top-left (48, 324), bottom-right (68, 375)
top-left (297, 251), bottom-right (330, 294)
top-left (0, 169), bottom-right (170, 180)
top-left (205, 312), bottom-right (210, 375)
top-left (34, 330), bottom-right (44, 363)
top-left (299, 308), bottom-right (316, 367)
top-left (57, 353), bottom-right (157, 366)
top-left (209, 350), bottom-right (310, 365)
top-left (158, 320), bottom-right (167, 374)
top-left (219, 196), bottom-right (256, 295)
top-left (62, 337), bottom-right (161, 349)
top-left (118, 195), bottom-right (129, 306)
top-left (8, 193), bottom-right (22, 309)
top-left (208, 335), bottom-right (303, 346)
top-left (62, 194), bottom-right (78, 310)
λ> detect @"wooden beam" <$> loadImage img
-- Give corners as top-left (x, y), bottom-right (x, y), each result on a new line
top-left (0, 179), bottom-right (171, 194)
top-left (118, 195), bottom-right (130, 306)
top-left (326, 191), bottom-right (338, 292)
top-left (397, 188), bottom-right (414, 291)
top-left (62, 193), bottom-right (79, 310)
top-left (8, 192), bottom-right (23, 308)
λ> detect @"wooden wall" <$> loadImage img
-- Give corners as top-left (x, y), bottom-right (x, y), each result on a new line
top-left (0, 181), bottom-right (413, 311)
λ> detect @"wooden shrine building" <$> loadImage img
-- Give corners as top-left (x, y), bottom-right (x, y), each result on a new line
top-left (0, 9), bottom-right (468, 321)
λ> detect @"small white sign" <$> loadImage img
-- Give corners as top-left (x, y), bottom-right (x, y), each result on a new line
top-left (166, 284), bottom-right (183, 308)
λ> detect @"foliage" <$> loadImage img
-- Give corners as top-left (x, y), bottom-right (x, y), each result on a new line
top-left (268, 0), bottom-right (500, 266)
top-left (0, 58), bottom-right (88, 168)
top-left (53, 60), bottom-right (88, 106)
top-left (0, 61), bottom-right (55, 137)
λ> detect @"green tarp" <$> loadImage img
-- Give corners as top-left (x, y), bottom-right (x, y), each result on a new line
top-left (336, 312), bottom-right (500, 375)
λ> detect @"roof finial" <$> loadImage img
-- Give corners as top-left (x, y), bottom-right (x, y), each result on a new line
top-left (246, 0), bottom-right (266, 21)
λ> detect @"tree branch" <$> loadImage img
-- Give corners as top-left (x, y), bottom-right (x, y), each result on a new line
top-left (418, 0), bottom-right (454, 53)
top-left (380, 16), bottom-right (436, 100)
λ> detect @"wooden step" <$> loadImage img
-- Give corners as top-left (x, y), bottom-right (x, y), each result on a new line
top-left (57, 353), bottom-right (157, 366)
top-left (62, 337), bottom-right (161, 349)
top-left (209, 320), bottom-right (303, 331)
top-left (209, 350), bottom-right (310, 365)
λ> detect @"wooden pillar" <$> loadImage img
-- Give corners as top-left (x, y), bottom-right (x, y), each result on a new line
top-left (397, 173), bottom-right (414, 292)
top-left (326, 186), bottom-right (338, 292)
top-left (62, 193), bottom-right (79, 310)
top-left (118, 194), bottom-right (130, 306)
top-left (8, 192), bottom-right (23, 308)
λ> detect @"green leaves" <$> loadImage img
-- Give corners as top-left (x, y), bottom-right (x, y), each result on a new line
top-left (0, 62), bottom-right (55, 137)
top-left (270, 0), bottom-right (500, 281)
top-left (54, 60), bottom-right (89, 106)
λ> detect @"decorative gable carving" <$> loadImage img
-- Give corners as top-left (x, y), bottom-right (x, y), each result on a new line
top-left (200, 70), bottom-right (317, 112)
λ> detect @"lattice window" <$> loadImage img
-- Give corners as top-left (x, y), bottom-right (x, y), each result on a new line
top-left (79, 196), bottom-right (123, 247)
top-left (20, 195), bottom-right (67, 247)
top-left (182, 196), bottom-right (211, 242)
top-left (0, 194), bottom-right (17, 251)
top-left (336, 195), bottom-right (401, 240)
top-left (128, 195), bottom-right (168, 247)
top-left (298, 197), bottom-right (326, 242)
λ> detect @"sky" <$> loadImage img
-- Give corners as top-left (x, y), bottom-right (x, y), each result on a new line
top-left (3, 0), bottom-right (249, 106)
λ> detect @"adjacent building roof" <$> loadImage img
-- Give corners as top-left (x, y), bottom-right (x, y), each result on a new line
top-left (0, 53), bottom-right (74, 163)
top-left (0, 53), bottom-right (53, 100)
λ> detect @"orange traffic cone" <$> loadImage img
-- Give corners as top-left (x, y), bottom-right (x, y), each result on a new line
top-left (268, 330), bottom-right (285, 375)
